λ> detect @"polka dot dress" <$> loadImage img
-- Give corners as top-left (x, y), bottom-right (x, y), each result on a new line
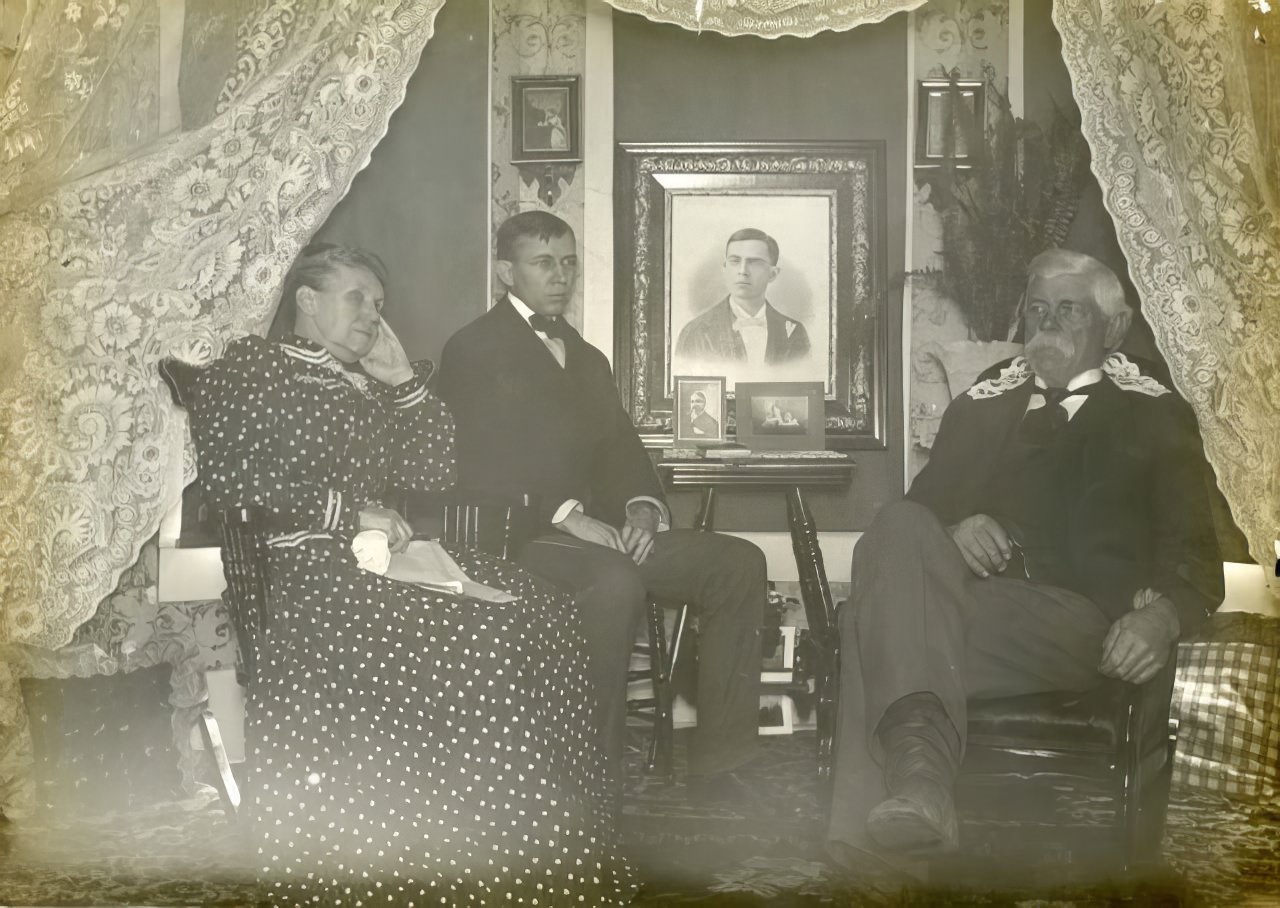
top-left (189, 335), bottom-right (635, 906)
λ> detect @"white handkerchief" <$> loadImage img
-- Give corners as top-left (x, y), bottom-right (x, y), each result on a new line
top-left (352, 529), bottom-right (392, 575)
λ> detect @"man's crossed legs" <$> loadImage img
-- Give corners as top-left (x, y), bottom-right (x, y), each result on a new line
top-left (827, 501), bottom-right (1111, 862)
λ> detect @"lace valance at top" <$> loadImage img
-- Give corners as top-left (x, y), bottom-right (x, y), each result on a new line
top-left (600, 0), bottom-right (926, 38)
top-left (0, 0), bottom-right (446, 653)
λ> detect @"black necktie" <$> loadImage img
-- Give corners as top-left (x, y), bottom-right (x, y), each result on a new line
top-left (1020, 384), bottom-right (1094, 444)
top-left (529, 314), bottom-right (568, 340)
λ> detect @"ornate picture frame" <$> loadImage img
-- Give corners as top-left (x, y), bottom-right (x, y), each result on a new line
top-left (615, 142), bottom-right (888, 450)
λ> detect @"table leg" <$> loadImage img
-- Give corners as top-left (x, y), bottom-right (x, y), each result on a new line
top-left (785, 487), bottom-right (839, 784)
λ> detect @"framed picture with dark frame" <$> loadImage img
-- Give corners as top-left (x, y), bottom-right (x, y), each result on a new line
top-left (615, 141), bottom-right (888, 450)
top-left (735, 381), bottom-right (826, 451)
top-left (511, 75), bottom-right (582, 164)
top-left (672, 375), bottom-right (727, 447)
top-left (915, 79), bottom-right (985, 166)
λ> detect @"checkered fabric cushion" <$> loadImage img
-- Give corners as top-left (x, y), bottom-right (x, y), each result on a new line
top-left (1172, 640), bottom-right (1279, 799)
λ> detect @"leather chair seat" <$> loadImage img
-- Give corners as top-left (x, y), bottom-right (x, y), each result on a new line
top-left (967, 682), bottom-right (1127, 752)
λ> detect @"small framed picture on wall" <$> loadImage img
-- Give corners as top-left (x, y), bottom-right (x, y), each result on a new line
top-left (511, 75), bottom-right (581, 164)
top-left (672, 375), bottom-right (727, 447)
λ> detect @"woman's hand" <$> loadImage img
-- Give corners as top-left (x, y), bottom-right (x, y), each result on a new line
top-left (360, 320), bottom-right (414, 387)
top-left (358, 506), bottom-right (412, 553)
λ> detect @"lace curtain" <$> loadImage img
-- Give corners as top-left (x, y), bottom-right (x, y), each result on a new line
top-left (1055, 0), bottom-right (1280, 578)
top-left (600, 0), bottom-right (925, 38)
top-left (0, 0), bottom-right (444, 808)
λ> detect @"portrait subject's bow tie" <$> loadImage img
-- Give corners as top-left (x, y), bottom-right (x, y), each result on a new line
top-left (529, 314), bottom-right (568, 340)
top-left (732, 314), bottom-right (767, 332)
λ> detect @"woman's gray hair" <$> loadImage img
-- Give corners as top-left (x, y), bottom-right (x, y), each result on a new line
top-left (1025, 249), bottom-right (1128, 319)
top-left (268, 243), bottom-right (390, 340)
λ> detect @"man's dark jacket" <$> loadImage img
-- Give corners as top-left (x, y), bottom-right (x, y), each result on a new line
top-left (675, 298), bottom-right (811, 364)
top-left (435, 297), bottom-right (664, 527)
top-left (688, 410), bottom-right (720, 438)
top-left (907, 355), bottom-right (1223, 632)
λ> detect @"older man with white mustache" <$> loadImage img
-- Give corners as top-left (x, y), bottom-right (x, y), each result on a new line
top-left (826, 249), bottom-right (1224, 873)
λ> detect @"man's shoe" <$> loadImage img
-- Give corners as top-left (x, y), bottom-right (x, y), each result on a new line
top-left (871, 693), bottom-right (961, 853)
top-left (866, 780), bottom-right (959, 853)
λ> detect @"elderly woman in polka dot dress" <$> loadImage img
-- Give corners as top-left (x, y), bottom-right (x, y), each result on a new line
top-left (188, 243), bottom-right (636, 906)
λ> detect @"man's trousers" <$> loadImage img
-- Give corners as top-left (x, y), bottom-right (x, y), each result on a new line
top-left (827, 501), bottom-right (1112, 853)
top-left (519, 529), bottom-right (766, 779)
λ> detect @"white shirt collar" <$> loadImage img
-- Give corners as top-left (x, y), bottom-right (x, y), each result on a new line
top-left (508, 293), bottom-right (537, 326)
top-left (1033, 367), bottom-right (1104, 393)
top-left (729, 298), bottom-right (768, 323)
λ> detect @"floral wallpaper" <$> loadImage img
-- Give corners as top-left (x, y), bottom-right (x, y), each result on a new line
top-left (490, 0), bottom-right (588, 328)
top-left (907, 0), bottom-right (1010, 478)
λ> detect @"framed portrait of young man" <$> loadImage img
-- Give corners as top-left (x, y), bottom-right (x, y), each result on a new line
top-left (616, 142), bottom-right (888, 450)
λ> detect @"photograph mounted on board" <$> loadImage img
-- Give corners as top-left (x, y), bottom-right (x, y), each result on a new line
top-left (672, 375), bottom-right (727, 446)
top-left (735, 382), bottom-right (826, 451)
top-left (511, 75), bottom-right (581, 164)
top-left (616, 142), bottom-right (888, 449)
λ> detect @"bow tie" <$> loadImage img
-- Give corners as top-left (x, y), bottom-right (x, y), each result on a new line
top-left (1033, 383), bottom-right (1097, 407)
top-left (1020, 382), bottom-right (1098, 444)
top-left (733, 314), bottom-right (767, 331)
top-left (529, 314), bottom-right (568, 340)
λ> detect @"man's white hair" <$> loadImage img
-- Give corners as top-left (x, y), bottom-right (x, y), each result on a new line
top-left (1026, 249), bottom-right (1129, 319)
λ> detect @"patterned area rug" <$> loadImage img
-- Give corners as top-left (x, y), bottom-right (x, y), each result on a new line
top-left (0, 728), bottom-right (1274, 906)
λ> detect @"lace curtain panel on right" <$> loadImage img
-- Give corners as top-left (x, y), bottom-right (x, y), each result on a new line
top-left (1054, 0), bottom-right (1280, 578)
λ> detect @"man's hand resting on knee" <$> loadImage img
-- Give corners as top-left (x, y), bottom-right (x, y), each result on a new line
top-left (1099, 589), bottom-right (1180, 684)
top-left (558, 510), bottom-right (627, 553)
top-left (620, 501), bottom-right (660, 566)
top-left (948, 514), bottom-right (1012, 578)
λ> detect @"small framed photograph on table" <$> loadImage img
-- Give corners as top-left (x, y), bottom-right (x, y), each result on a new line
top-left (735, 381), bottom-right (826, 450)
top-left (672, 375), bottom-right (727, 447)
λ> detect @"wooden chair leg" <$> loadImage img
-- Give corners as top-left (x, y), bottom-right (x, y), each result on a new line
top-left (785, 486), bottom-right (840, 784)
top-left (663, 604), bottom-right (690, 777)
top-left (197, 709), bottom-right (241, 818)
top-left (646, 599), bottom-right (672, 776)
top-left (1129, 716), bottom-right (1179, 868)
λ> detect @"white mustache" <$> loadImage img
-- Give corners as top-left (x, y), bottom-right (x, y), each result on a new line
top-left (1026, 332), bottom-right (1076, 360)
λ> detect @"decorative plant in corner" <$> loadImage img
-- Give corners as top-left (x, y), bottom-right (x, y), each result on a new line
top-left (923, 67), bottom-right (1092, 342)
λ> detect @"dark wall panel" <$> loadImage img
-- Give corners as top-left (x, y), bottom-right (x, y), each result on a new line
top-left (613, 11), bottom-right (909, 532)
top-left (314, 1), bottom-right (489, 365)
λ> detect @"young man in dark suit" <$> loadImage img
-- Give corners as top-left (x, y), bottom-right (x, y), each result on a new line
top-left (827, 249), bottom-right (1224, 868)
top-left (675, 228), bottom-right (811, 367)
top-left (436, 211), bottom-right (766, 803)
